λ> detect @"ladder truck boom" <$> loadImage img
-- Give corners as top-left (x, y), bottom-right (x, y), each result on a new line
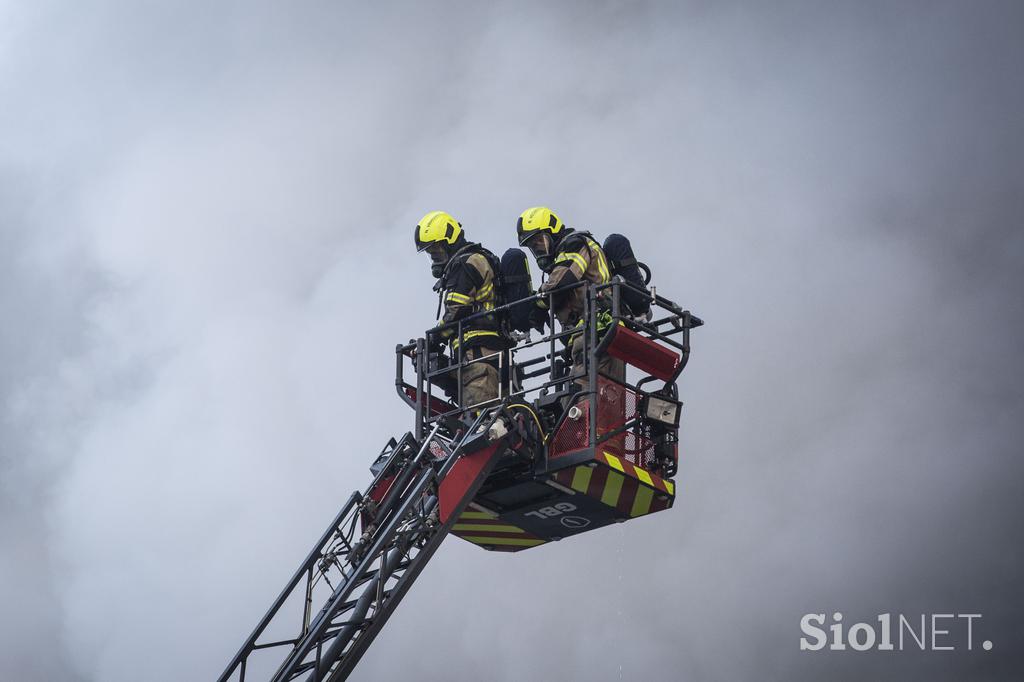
top-left (220, 280), bottom-right (702, 681)
top-left (219, 408), bottom-right (512, 682)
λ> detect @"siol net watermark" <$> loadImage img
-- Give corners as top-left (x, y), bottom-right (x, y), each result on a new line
top-left (800, 612), bottom-right (992, 652)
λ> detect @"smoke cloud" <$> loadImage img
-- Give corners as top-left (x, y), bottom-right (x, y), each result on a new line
top-left (2, 1), bottom-right (1022, 680)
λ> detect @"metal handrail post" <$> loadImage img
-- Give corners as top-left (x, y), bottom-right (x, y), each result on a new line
top-left (548, 290), bottom-right (557, 384)
top-left (587, 284), bottom-right (598, 451)
top-left (414, 338), bottom-right (426, 441)
top-left (611, 278), bottom-right (621, 318)
top-left (456, 319), bottom-right (463, 410)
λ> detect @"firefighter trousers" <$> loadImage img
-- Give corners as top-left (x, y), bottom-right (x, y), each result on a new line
top-left (570, 334), bottom-right (625, 388)
top-left (459, 345), bottom-right (501, 408)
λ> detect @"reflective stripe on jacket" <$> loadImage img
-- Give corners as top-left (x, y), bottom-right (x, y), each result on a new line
top-left (540, 233), bottom-right (612, 326)
top-left (438, 247), bottom-right (503, 350)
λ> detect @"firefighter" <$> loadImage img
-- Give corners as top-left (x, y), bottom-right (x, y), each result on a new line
top-left (415, 210), bottom-right (505, 408)
top-left (516, 206), bottom-right (625, 386)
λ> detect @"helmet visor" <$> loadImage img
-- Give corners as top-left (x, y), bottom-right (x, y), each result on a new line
top-left (425, 242), bottom-right (449, 264)
top-left (524, 233), bottom-right (552, 259)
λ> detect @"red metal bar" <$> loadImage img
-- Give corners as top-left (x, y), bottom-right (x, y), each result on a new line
top-left (605, 326), bottom-right (680, 381)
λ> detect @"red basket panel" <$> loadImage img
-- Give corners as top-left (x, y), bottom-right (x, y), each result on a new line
top-left (548, 378), bottom-right (663, 471)
top-left (605, 326), bottom-right (680, 381)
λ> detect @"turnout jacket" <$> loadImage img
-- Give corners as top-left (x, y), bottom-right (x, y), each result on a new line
top-left (538, 230), bottom-right (612, 327)
top-left (435, 243), bottom-right (503, 351)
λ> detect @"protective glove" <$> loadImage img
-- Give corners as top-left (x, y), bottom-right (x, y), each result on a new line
top-left (425, 325), bottom-right (451, 350)
top-left (529, 300), bottom-right (549, 334)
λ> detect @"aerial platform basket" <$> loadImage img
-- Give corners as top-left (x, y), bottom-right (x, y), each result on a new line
top-left (396, 279), bottom-right (702, 552)
top-left (220, 279), bottom-right (701, 682)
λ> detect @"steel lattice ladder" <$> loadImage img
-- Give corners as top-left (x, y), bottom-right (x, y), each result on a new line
top-left (218, 407), bottom-right (510, 682)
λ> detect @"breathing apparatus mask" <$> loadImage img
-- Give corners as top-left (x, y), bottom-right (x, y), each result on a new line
top-left (425, 243), bottom-right (450, 279)
top-left (525, 233), bottom-right (555, 273)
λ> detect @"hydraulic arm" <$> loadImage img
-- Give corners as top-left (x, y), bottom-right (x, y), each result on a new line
top-left (218, 408), bottom-right (510, 682)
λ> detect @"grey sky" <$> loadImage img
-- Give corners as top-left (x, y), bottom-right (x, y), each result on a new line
top-left (2, 1), bottom-right (1022, 680)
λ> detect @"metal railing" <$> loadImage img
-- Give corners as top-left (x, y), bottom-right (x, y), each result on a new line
top-left (395, 279), bottom-right (702, 466)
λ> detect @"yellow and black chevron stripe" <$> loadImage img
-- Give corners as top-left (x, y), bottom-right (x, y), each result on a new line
top-left (451, 511), bottom-right (548, 552)
top-left (551, 451), bottom-right (675, 518)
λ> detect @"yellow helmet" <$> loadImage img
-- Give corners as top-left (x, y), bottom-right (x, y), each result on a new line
top-left (516, 206), bottom-right (564, 246)
top-left (415, 210), bottom-right (463, 251)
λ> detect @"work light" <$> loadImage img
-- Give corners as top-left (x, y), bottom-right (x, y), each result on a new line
top-left (641, 393), bottom-right (681, 428)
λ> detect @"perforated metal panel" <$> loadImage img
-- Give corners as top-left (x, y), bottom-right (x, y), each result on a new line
top-left (548, 378), bottom-right (668, 472)
top-left (549, 400), bottom-right (589, 458)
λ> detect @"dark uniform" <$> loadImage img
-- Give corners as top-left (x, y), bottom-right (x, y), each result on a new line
top-left (435, 244), bottom-right (505, 407)
top-left (538, 230), bottom-right (625, 386)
